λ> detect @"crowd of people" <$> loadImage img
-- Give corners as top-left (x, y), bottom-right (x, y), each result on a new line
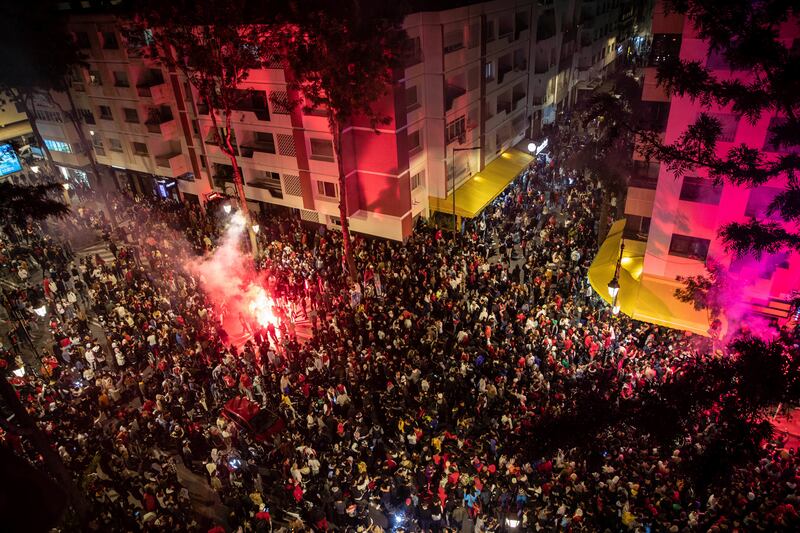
top-left (1, 158), bottom-right (798, 533)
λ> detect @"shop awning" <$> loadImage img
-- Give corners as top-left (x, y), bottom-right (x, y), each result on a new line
top-left (588, 219), bottom-right (714, 336)
top-left (430, 148), bottom-right (533, 219)
top-left (0, 120), bottom-right (32, 143)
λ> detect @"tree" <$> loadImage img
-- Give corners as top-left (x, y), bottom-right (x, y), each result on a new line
top-left (674, 258), bottom-right (729, 323)
top-left (278, 0), bottom-right (407, 280)
top-left (0, 182), bottom-right (70, 227)
top-left (560, 73), bottom-right (640, 241)
top-left (0, 1), bottom-right (83, 172)
top-left (638, 0), bottom-right (800, 259)
top-left (130, 0), bottom-right (278, 254)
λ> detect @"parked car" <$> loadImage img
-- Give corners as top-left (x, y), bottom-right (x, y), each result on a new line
top-left (222, 396), bottom-right (285, 442)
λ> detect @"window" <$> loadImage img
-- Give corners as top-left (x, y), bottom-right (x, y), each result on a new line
top-left (310, 138), bottom-right (334, 161)
top-left (485, 20), bottom-right (496, 42)
top-left (44, 139), bottom-right (72, 153)
top-left (408, 129), bottom-right (422, 154)
top-left (132, 141), bottom-right (149, 156)
top-left (108, 138), bottom-right (123, 153)
top-left (123, 108), bottom-right (139, 123)
top-left (247, 171), bottom-right (282, 196)
top-left (113, 71), bottom-right (130, 88)
top-left (443, 27), bottom-right (465, 54)
top-left (92, 135), bottom-right (105, 156)
top-left (707, 113), bottom-right (739, 142)
top-left (744, 187), bottom-right (782, 218)
top-left (679, 177), bottom-right (723, 205)
top-left (88, 70), bottom-right (102, 86)
top-left (403, 36), bottom-right (422, 67)
top-left (79, 108), bottom-right (96, 125)
top-left (253, 131), bottom-right (276, 153)
top-left (446, 116), bottom-right (466, 144)
top-left (411, 170), bottom-right (424, 190)
top-left (669, 234), bottom-right (711, 261)
top-left (74, 31), bottom-right (91, 49)
top-left (98, 105), bottom-right (113, 120)
top-left (623, 215), bottom-right (651, 240)
top-left (763, 117), bottom-right (800, 153)
top-left (102, 31), bottom-right (119, 49)
top-left (485, 62), bottom-right (495, 81)
top-left (406, 85), bottom-right (420, 111)
top-left (316, 180), bottom-right (338, 198)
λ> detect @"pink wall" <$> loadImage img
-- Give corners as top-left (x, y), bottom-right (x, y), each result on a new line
top-left (643, 19), bottom-right (799, 306)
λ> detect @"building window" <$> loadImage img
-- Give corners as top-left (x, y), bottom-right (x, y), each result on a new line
top-left (102, 31), bottom-right (119, 50)
top-left (649, 33), bottom-right (681, 66)
top-left (744, 187), bottom-right (782, 218)
top-left (408, 129), bottom-right (422, 155)
top-left (443, 27), bottom-right (465, 54)
top-left (108, 138), bottom-right (123, 153)
top-left (485, 20), bottom-right (496, 42)
top-left (309, 138), bottom-right (334, 162)
top-left (446, 116), bottom-right (466, 144)
top-left (92, 136), bottom-right (105, 156)
top-left (44, 139), bottom-right (72, 153)
top-left (246, 171), bottom-right (282, 196)
top-left (253, 131), bottom-right (276, 153)
top-left (132, 141), bottom-right (149, 156)
top-left (74, 31), bottom-right (91, 49)
top-left (623, 215), bottom-right (651, 240)
top-left (98, 105), bottom-right (113, 120)
top-left (679, 177), bottom-right (723, 205)
top-left (485, 62), bottom-right (495, 81)
top-left (113, 71), bottom-right (130, 88)
top-left (668, 234), bottom-right (711, 261)
top-left (123, 108), bottom-right (139, 123)
top-left (88, 70), bottom-right (102, 86)
top-left (403, 36), bottom-right (422, 67)
top-left (406, 85), bottom-right (420, 111)
top-left (316, 180), bottom-right (338, 198)
top-left (707, 113), bottom-right (739, 142)
top-left (411, 170), bottom-right (424, 190)
top-left (329, 216), bottom-right (342, 227)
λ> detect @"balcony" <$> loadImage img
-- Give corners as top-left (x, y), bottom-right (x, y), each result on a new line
top-left (497, 64), bottom-right (512, 84)
top-left (496, 100), bottom-right (512, 115)
top-left (445, 84), bottom-right (467, 112)
top-left (239, 142), bottom-right (276, 159)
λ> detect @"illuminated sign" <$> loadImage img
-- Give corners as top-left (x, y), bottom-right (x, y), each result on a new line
top-left (0, 144), bottom-right (22, 176)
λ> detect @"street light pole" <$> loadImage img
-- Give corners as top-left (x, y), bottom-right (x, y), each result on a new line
top-left (607, 237), bottom-right (625, 315)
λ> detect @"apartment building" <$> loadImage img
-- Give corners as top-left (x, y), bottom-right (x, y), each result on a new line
top-left (589, 1), bottom-right (800, 334)
top-left (32, 0), bottom-right (627, 241)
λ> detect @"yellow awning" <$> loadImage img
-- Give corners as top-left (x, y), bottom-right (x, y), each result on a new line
top-left (430, 148), bottom-right (533, 219)
top-left (588, 219), bottom-right (715, 336)
top-left (0, 120), bottom-right (32, 143)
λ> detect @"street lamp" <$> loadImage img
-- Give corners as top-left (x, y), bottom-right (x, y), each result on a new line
top-left (62, 183), bottom-right (70, 190)
top-left (30, 165), bottom-right (40, 174)
top-left (251, 224), bottom-right (260, 234)
top-left (223, 203), bottom-right (232, 214)
top-left (607, 278), bottom-right (620, 299)
top-left (527, 142), bottom-right (537, 153)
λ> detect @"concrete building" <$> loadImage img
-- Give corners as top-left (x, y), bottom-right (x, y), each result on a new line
top-left (590, 1), bottom-right (800, 334)
top-left (32, 0), bottom-right (630, 240)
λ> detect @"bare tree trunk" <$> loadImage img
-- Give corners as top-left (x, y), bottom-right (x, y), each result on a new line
top-left (331, 120), bottom-right (357, 282)
top-left (217, 108), bottom-right (257, 255)
top-left (0, 374), bottom-right (88, 522)
top-left (60, 89), bottom-right (117, 227)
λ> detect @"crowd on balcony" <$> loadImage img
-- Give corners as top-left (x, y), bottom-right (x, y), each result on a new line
top-left (1, 157), bottom-right (798, 533)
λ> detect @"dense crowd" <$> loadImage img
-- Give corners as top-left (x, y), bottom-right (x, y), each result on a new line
top-left (1, 159), bottom-right (798, 533)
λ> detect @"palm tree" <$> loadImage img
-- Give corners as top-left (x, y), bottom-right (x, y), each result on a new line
top-left (0, 181), bottom-right (70, 226)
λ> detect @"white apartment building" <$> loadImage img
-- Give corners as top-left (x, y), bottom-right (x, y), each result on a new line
top-left (32, 0), bottom-right (627, 241)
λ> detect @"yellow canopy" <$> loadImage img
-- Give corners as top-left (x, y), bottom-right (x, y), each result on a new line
top-left (588, 219), bottom-right (715, 336)
top-left (430, 148), bottom-right (533, 219)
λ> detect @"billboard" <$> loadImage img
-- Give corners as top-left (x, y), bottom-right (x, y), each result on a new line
top-left (0, 143), bottom-right (22, 176)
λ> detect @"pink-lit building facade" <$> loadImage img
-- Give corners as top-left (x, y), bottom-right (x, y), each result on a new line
top-left (617, 2), bottom-right (799, 331)
top-left (28, 0), bottom-right (643, 241)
